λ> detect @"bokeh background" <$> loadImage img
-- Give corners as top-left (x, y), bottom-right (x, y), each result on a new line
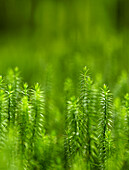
top-left (0, 0), bottom-right (129, 134)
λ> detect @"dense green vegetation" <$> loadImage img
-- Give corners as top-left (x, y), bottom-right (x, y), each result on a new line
top-left (0, 67), bottom-right (129, 169)
top-left (64, 67), bottom-right (129, 169)
top-left (0, 68), bottom-right (63, 169)
top-left (0, 0), bottom-right (129, 169)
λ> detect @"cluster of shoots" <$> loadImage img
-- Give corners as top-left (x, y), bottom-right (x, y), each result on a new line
top-left (0, 67), bottom-right (54, 170)
top-left (65, 66), bottom-right (129, 170)
top-left (0, 67), bottom-right (129, 170)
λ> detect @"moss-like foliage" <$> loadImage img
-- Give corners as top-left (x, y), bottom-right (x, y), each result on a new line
top-left (65, 67), bottom-right (129, 170)
top-left (1, 67), bottom-right (129, 170)
top-left (0, 68), bottom-right (55, 170)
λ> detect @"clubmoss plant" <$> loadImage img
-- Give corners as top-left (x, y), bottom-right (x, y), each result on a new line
top-left (0, 77), bottom-right (7, 149)
top-left (65, 67), bottom-right (99, 169)
top-left (124, 93), bottom-right (129, 142)
top-left (98, 84), bottom-right (113, 169)
top-left (18, 83), bottom-right (30, 168)
top-left (80, 67), bottom-right (94, 165)
top-left (121, 93), bottom-right (129, 169)
top-left (6, 67), bottom-right (21, 126)
top-left (29, 83), bottom-right (44, 168)
top-left (66, 96), bottom-right (80, 166)
top-left (64, 78), bottom-right (74, 168)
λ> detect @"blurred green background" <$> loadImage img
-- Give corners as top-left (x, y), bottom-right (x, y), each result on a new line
top-left (0, 0), bottom-right (129, 134)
